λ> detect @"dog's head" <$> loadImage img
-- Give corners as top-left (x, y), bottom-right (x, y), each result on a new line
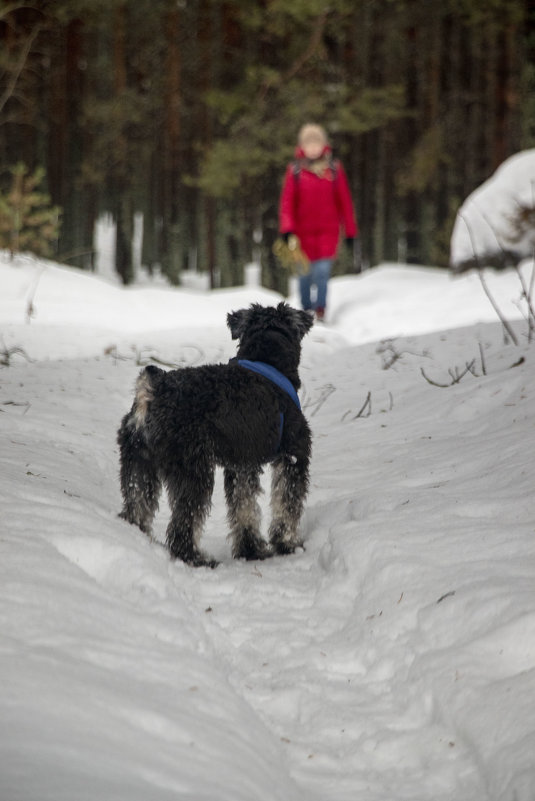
top-left (227, 302), bottom-right (313, 342)
top-left (227, 303), bottom-right (312, 384)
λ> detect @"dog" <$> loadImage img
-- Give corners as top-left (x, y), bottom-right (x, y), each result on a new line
top-left (117, 302), bottom-right (313, 566)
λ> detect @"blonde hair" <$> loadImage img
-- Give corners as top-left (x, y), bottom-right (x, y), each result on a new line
top-left (298, 123), bottom-right (329, 147)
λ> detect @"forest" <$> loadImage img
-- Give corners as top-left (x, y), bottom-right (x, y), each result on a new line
top-left (1, 0), bottom-right (534, 290)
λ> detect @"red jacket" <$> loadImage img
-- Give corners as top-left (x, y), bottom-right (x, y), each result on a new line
top-left (279, 145), bottom-right (358, 262)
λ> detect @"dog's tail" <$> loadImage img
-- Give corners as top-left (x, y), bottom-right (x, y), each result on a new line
top-left (133, 365), bottom-right (163, 429)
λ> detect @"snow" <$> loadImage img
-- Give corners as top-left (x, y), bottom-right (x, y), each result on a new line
top-left (451, 149), bottom-right (535, 270)
top-left (1, 251), bottom-right (534, 800)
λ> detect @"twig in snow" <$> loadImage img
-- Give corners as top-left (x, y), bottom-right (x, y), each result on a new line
top-left (341, 390), bottom-right (393, 420)
top-left (352, 391), bottom-right (371, 418)
top-left (303, 383), bottom-right (336, 417)
top-left (25, 264), bottom-right (46, 324)
top-left (457, 210), bottom-right (519, 345)
top-left (421, 360), bottom-right (478, 387)
top-left (0, 342), bottom-right (31, 367)
top-left (477, 268), bottom-right (519, 346)
top-left (377, 339), bottom-right (430, 370)
top-left (478, 342), bottom-right (487, 376)
top-left (104, 344), bottom-right (206, 369)
top-left (103, 345), bottom-right (129, 365)
top-left (136, 351), bottom-right (183, 369)
top-left (513, 263), bottom-right (535, 343)
top-left (510, 356), bottom-right (525, 368)
top-left (1, 400), bottom-right (31, 414)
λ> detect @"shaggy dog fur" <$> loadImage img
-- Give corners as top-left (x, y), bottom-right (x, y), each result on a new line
top-left (117, 302), bottom-right (313, 566)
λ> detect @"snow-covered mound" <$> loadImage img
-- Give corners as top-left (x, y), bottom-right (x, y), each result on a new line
top-left (0, 252), bottom-right (529, 359)
top-left (450, 149), bottom-right (535, 272)
top-left (1, 253), bottom-right (534, 800)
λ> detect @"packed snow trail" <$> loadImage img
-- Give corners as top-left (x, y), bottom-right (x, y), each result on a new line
top-left (1, 257), bottom-right (535, 800)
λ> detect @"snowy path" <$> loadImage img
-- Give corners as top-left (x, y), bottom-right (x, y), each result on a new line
top-left (1, 257), bottom-right (535, 799)
top-left (2, 319), bottom-right (534, 800)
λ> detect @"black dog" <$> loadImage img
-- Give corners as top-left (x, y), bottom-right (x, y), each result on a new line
top-left (117, 302), bottom-right (313, 566)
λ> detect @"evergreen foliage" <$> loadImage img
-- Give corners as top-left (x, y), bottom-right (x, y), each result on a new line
top-left (0, 164), bottom-right (61, 259)
top-left (0, 0), bottom-right (532, 284)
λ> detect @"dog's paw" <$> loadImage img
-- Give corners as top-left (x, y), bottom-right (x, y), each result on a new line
top-left (166, 535), bottom-right (218, 567)
top-left (271, 538), bottom-right (305, 556)
top-left (232, 530), bottom-right (272, 561)
top-left (272, 542), bottom-right (296, 556)
top-left (118, 509), bottom-right (152, 536)
top-left (240, 543), bottom-right (273, 561)
top-left (269, 522), bottom-right (305, 556)
top-left (171, 550), bottom-right (219, 569)
top-left (183, 554), bottom-right (219, 569)
top-left (192, 555), bottom-right (219, 569)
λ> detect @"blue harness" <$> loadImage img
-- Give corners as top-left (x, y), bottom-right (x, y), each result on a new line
top-left (236, 359), bottom-right (301, 453)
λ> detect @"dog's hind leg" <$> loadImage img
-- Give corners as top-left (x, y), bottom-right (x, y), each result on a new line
top-left (268, 453), bottom-right (310, 555)
top-left (165, 464), bottom-right (217, 567)
top-left (117, 415), bottom-right (161, 536)
top-left (224, 467), bottom-right (270, 560)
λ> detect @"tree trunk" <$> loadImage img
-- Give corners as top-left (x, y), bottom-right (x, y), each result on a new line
top-left (112, 3), bottom-right (133, 282)
top-left (160, 6), bottom-right (182, 284)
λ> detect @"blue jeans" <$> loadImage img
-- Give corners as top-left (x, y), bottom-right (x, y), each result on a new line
top-left (299, 258), bottom-right (332, 311)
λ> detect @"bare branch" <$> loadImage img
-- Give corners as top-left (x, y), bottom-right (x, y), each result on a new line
top-left (0, 342), bottom-right (31, 367)
top-left (513, 264), bottom-right (535, 342)
top-left (0, 3), bottom-right (36, 22)
top-left (258, 10), bottom-right (330, 102)
top-left (478, 342), bottom-right (486, 376)
top-left (420, 367), bottom-right (451, 387)
top-left (282, 10), bottom-right (329, 84)
top-left (376, 338), bottom-right (430, 370)
top-left (352, 391), bottom-right (371, 419)
top-left (476, 268), bottom-right (519, 346)
top-left (457, 210), bottom-right (519, 345)
top-left (421, 360), bottom-right (476, 387)
top-left (304, 383), bottom-right (336, 418)
top-left (0, 22), bottom-right (43, 116)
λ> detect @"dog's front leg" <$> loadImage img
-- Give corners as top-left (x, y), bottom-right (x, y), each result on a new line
top-left (224, 467), bottom-right (270, 560)
top-left (269, 453), bottom-right (309, 555)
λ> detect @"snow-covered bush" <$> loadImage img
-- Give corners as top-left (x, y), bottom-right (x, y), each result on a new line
top-left (450, 150), bottom-right (535, 343)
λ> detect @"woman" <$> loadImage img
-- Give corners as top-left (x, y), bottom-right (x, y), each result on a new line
top-left (278, 123), bottom-right (359, 321)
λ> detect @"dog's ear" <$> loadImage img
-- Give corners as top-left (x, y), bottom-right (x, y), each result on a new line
top-left (227, 308), bottom-right (249, 340)
top-left (293, 308), bottom-right (314, 339)
top-left (276, 302), bottom-right (313, 339)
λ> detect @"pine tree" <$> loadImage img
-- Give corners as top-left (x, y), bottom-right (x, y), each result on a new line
top-left (0, 163), bottom-right (61, 259)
